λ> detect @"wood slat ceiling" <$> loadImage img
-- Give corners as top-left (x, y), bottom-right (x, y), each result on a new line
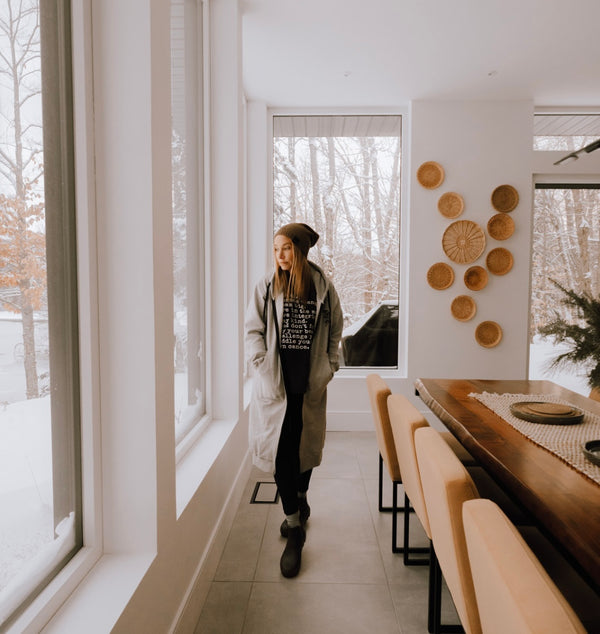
top-left (534, 114), bottom-right (600, 137)
top-left (273, 115), bottom-right (402, 138)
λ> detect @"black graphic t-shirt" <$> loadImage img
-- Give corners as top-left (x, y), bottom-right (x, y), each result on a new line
top-left (280, 285), bottom-right (317, 394)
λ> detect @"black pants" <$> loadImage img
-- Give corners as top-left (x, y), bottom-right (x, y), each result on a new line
top-left (274, 393), bottom-right (313, 516)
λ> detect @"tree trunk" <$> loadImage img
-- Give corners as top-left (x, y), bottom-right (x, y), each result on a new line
top-left (308, 138), bottom-right (323, 260)
top-left (20, 295), bottom-right (39, 399)
top-left (288, 139), bottom-right (298, 222)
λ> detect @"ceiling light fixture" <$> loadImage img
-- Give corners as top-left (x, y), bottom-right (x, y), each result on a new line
top-left (553, 138), bottom-right (600, 166)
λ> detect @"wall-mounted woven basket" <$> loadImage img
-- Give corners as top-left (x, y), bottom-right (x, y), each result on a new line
top-left (491, 184), bottom-right (519, 212)
top-left (442, 220), bottom-right (486, 264)
top-left (475, 321), bottom-right (503, 348)
top-left (464, 265), bottom-right (488, 291)
top-left (487, 213), bottom-right (515, 240)
top-left (417, 161), bottom-right (445, 189)
top-left (451, 295), bottom-right (477, 321)
top-left (437, 192), bottom-right (464, 219)
top-left (427, 262), bottom-right (455, 290)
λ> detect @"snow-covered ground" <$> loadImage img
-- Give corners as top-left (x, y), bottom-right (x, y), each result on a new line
top-left (0, 397), bottom-right (53, 596)
top-left (528, 335), bottom-right (590, 396)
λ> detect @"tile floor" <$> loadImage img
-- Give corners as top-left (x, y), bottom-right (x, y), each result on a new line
top-left (194, 431), bottom-right (460, 634)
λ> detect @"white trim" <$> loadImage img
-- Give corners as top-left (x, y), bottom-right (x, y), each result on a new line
top-left (9, 0), bottom-right (104, 628)
top-left (171, 450), bottom-right (251, 634)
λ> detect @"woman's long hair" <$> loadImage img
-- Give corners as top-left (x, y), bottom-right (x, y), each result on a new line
top-left (273, 242), bottom-right (312, 302)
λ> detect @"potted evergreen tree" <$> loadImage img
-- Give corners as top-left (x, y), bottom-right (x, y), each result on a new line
top-left (539, 280), bottom-right (600, 397)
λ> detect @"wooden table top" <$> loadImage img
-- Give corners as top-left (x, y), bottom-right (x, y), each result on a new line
top-left (415, 377), bottom-right (600, 591)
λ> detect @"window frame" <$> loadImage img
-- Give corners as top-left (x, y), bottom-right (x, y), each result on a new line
top-left (170, 0), bottom-right (210, 460)
top-left (0, 0), bottom-right (85, 628)
top-left (529, 110), bottom-right (600, 390)
top-left (267, 108), bottom-right (409, 376)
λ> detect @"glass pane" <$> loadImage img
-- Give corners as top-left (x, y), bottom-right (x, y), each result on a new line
top-left (533, 114), bottom-right (600, 150)
top-left (529, 186), bottom-right (600, 395)
top-left (273, 115), bottom-right (401, 367)
top-left (0, 0), bottom-right (80, 625)
top-left (171, 0), bottom-right (205, 445)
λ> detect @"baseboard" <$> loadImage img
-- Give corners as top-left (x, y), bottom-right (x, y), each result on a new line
top-left (170, 450), bottom-right (252, 634)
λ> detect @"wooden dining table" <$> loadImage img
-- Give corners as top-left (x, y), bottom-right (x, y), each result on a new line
top-left (414, 377), bottom-right (600, 593)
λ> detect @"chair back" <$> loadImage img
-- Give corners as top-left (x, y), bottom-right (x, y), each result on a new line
top-left (415, 427), bottom-right (482, 634)
top-left (462, 498), bottom-right (587, 634)
top-left (366, 374), bottom-right (401, 481)
top-left (590, 387), bottom-right (600, 403)
top-left (387, 393), bottom-right (431, 538)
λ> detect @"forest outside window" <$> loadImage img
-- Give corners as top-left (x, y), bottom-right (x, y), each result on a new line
top-left (272, 115), bottom-right (402, 368)
top-left (0, 0), bottom-right (81, 627)
top-left (171, 0), bottom-right (206, 451)
top-left (529, 184), bottom-right (600, 395)
top-left (529, 113), bottom-right (600, 394)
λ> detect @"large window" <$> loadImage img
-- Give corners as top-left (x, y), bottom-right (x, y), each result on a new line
top-left (529, 184), bottom-right (600, 394)
top-left (171, 0), bottom-right (206, 452)
top-left (0, 0), bottom-right (81, 627)
top-left (273, 115), bottom-right (402, 367)
top-left (530, 113), bottom-right (600, 394)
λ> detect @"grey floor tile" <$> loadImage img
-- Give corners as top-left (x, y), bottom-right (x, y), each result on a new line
top-left (255, 477), bottom-right (387, 584)
top-left (194, 582), bottom-right (252, 634)
top-left (214, 476), bottom-right (271, 581)
top-left (314, 433), bottom-right (363, 480)
top-left (195, 432), bottom-right (467, 633)
top-left (389, 576), bottom-right (460, 634)
top-left (242, 582), bottom-right (400, 634)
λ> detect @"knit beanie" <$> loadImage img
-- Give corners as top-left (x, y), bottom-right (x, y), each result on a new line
top-left (275, 223), bottom-right (319, 257)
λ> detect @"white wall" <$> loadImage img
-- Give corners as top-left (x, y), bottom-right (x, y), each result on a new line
top-left (407, 100), bottom-right (534, 384)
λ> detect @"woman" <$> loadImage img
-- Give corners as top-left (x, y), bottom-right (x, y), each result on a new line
top-left (245, 223), bottom-right (343, 578)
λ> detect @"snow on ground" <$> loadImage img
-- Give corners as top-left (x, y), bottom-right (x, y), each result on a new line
top-left (0, 397), bottom-right (53, 593)
top-left (529, 335), bottom-right (590, 396)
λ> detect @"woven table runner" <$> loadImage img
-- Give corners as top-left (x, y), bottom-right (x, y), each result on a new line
top-left (470, 392), bottom-right (600, 486)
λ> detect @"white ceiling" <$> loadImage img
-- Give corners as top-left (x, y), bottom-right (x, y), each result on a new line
top-left (242, 0), bottom-right (600, 109)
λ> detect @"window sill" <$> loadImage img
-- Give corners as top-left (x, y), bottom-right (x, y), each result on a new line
top-left (176, 417), bottom-right (239, 517)
top-left (17, 550), bottom-right (154, 634)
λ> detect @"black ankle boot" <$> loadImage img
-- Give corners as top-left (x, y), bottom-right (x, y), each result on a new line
top-left (280, 498), bottom-right (311, 538)
top-left (280, 525), bottom-right (305, 578)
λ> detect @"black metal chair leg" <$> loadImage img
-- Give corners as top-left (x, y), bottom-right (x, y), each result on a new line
top-left (379, 453), bottom-right (394, 512)
top-left (428, 543), bottom-right (465, 634)
top-left (403, 493), bottom-right (429, 565)
top-left (392, 485), bottom-right (430, 556)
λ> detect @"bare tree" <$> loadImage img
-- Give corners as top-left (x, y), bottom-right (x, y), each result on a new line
top-left (0, 0), bottom-right (45, 398)
top-left (273, 132), bottom-right (401, 329)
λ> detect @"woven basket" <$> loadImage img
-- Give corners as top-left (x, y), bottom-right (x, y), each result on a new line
top-left (486, 247), bottom-right (514, 275)
top-left (491, 184), bottom-right (519, 212)
top-left (437, 192), bottom-right (464, 219)
top-left (442, 220), bottom-right (486, 264)
top-left (417, 161), bottom-right (445, 189)
top-left (475, 321), bottom-right (503, 348)
top-left (427, 262), bottom-right (455, 290)
top-left (464, 265), bottom-right (488, 291)
top-left (451, 295), bottom-right (477, 322)
top-left (487, 213), bottom-right (515, 240)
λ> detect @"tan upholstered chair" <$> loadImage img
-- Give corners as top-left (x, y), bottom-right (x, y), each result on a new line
top-left (590, 387), bottom-right (600, 403)
top-left (463, 498), bottom-right (587, 634)
top-left (415, 426), bottom-right (482, 634)
top-left (366, 374), bottom-right (475, 555)
top-left (389, 393), bottom-right (474, 631)
top-left (387, 393), bottom-right (431, 564)
top-left (366, 373), bottom-right (419, 554)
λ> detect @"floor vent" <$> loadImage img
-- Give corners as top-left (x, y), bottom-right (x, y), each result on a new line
top-left (250, 481), bottom-right (280, 504)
